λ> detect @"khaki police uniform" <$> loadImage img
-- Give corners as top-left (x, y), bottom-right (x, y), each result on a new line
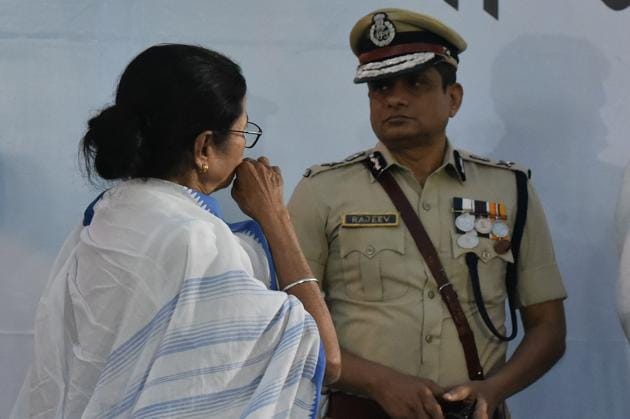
top-left (288, 141), bottom-right (566, 388)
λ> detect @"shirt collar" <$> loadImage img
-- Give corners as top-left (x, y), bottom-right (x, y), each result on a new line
top-left (370, 140), bottom-right (465, 184)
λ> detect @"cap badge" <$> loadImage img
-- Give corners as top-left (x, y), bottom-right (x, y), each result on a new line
top-left (369, 13), bottom-right (396, 47)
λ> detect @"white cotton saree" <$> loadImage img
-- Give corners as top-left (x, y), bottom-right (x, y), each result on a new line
top-left (11, 179), bottom-right (324, 419)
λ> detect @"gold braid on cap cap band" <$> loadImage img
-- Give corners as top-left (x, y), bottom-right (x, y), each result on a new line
top-left (359, 42), bottom-right (452, 64)
top-left (281, 277), bottom-right (319, 292)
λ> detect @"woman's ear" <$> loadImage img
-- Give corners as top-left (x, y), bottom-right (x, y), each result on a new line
top-left (448, 82), bottom-right (464, 117)
top-left (193, 130), bottom-right (213, 171)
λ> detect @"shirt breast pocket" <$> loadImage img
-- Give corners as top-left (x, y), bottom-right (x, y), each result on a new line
top-left (449, 231), bottom-right (514, 305)
top-left (339, 227), bottom-right (408, 301)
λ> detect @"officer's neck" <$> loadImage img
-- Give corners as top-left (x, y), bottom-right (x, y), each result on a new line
top-left (388, 137), bottom-right (446, 187)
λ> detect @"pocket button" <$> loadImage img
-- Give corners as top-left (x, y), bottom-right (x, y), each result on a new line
top-left (427, 290), bottom-right (436, 299)
top-left (366, 245), bottom-right (376, 256)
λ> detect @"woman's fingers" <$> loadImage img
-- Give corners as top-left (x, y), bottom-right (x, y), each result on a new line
top-left (257, 156), bottom-right (271, 166)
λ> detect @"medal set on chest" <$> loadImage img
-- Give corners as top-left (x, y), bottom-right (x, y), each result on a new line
top-left (452, 197), bottom-right (511, 254)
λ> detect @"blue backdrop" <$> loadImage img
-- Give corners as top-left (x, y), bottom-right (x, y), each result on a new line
top-left (1, 1), bottom-right (629, 417)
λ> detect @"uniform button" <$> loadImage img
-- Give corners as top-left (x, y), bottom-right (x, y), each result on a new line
top-left (422, 202), bottom-right (432, 211)
top-left (425, 335), bottom-right (433, 343)
top-left (482, 250), bottom-right (491, 259)
top-left (366, 245), bottom-right (376, 256)
top-left (427, 290), bottom-right (436, 299)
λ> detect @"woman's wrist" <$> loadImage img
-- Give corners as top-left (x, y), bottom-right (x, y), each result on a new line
top-left (281, 277), bottom-right (319, 292)
top-left (256, 207), bottom-right (292, 232)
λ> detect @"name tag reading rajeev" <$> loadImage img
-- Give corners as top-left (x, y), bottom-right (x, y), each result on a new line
top-left (342, 213), bottom-right (399, 227)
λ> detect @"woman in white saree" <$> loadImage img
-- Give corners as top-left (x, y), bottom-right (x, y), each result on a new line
top-left (11, 44), bottom-right (340, 419)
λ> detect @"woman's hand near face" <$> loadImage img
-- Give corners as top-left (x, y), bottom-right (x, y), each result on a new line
top-left (231, 156), bottom-right (342, 384)
top-left (231, 156), bottom-right (285, 223)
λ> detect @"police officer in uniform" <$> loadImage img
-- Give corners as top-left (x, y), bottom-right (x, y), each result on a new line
top-left (288, 8), bottom-right (567, 419)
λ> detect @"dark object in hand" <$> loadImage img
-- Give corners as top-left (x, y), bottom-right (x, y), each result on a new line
top-left (439, 399), bottom-right (476, 419)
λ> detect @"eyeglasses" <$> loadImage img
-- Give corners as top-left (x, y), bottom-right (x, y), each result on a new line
top-left (225, 121), bottom-right (263, 148)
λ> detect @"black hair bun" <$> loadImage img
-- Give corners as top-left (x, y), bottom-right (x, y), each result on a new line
top-left (82, 105), bottom-right (144, 180)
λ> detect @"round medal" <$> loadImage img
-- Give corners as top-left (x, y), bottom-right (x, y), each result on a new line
top-left (457, 232), bottom-right (480, 249)
top-left (475, 217), bottom-right (493, 234)
top-left (494, 239), bottom-right (512, 255)
top-left (455, 213), bottom-right (475, 232)
top-left (492, 221), bottom-right (509, 238)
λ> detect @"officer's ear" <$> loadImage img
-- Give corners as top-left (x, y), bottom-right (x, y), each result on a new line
top-left (447, 82), bottom-right (463, 118)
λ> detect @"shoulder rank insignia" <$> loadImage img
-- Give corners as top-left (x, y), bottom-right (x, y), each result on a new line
top-left (456, 149), bottom-right (531, 179)
top-left (467, 153), bottom-right (491, 163)
top-left (302, 150), bottom-right (369, 178)
top-left (345, 151), bottom-right (366, 161)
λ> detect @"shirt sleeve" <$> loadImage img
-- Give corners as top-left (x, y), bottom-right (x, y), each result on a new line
top-left (516, 181), bottom-right (567, 307)
top-left (287, 177), bottom-right (329, 286)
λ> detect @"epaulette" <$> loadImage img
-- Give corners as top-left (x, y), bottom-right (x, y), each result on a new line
top-left (456, 149), bottom-right (531, 179)
top-left (302, 150), bottom-right (369, 178)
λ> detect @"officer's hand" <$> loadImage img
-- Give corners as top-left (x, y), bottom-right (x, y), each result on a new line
top-left (231, 157), bottom-right (284, 223)
top-left (442, 380), bottom-right (500, 419)
top-left (371, 369), bottom-right (445, 419)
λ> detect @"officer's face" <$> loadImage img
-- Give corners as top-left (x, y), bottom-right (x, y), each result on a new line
top-left (367, 66), bottom-right (462, 150)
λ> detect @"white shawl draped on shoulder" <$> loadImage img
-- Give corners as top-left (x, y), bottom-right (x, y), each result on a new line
top-left (11, 179), bottom-right (324, 418)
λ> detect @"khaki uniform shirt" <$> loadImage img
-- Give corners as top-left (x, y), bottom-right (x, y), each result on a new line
top-left (288, 141), bottom-right (566, 388)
